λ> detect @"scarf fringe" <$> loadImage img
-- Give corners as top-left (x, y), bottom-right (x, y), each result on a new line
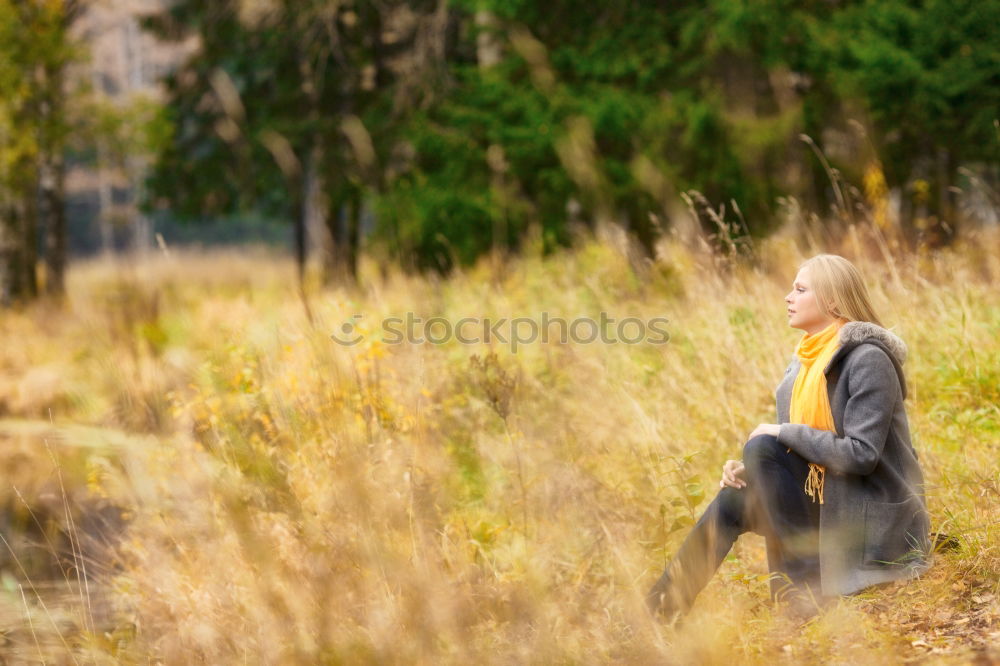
top-left (805, 463), bottom-right (825, 504)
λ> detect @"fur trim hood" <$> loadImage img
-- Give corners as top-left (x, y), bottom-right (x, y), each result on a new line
top-left (838, 320), bottom-right (908, 365)
top-left (825, 320), bottom-right (908, 399)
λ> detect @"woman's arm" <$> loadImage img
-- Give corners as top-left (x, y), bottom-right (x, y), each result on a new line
top-left (776, 345), bottom-right (901, 475)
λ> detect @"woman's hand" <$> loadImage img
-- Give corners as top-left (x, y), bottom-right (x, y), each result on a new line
top-left (720, 459), bottom-right (746, 489)
top-left (720, 424), bottom-right (780, 489)
top-left (748, 423), bottom-right (781, 440)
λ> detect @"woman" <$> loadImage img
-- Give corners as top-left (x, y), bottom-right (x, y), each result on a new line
top-left (647, 254), bottom-right (931, 619)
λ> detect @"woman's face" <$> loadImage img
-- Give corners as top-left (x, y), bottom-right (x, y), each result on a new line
top-left (785, 267), bottom-right (836, 334)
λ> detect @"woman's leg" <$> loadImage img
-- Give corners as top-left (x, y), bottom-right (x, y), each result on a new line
top-left (646, 484), bottom-right (750, 614)
top-left (647, 434), bottom-right (820, 615)
top-left (741, 434), bottom-right (821, 601)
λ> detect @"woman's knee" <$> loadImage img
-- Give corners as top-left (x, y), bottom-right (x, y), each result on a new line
top-left (711, 486), bottom-right (748, 527)
top-left (742, 434), bottom-right (783, 466)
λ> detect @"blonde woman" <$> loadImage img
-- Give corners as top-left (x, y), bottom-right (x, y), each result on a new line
top-left (647, 254), bottom-right (931, 619)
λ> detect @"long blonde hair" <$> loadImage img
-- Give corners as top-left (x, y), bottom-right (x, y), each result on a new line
top-left (800, 254), bottom-right (883, 327)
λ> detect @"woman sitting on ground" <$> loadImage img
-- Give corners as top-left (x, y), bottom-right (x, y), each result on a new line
top-left (647, 253), bottom-right (931, 619)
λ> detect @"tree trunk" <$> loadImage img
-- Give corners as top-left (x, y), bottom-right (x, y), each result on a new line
top-left (23, 176), bottom-right (39, 300)
top-left (293, 177), bottom-right (307, 288)
top-left (322, 193), bottom-right (342, 286)
top-left (304, 146), bottom-right (337, 286)
top-left (0, 208), bottom-right (20, 306)
top-left (346, 188), bottom-right (360, 281)
top-left (934, 147), bottom-right (957, 245)
top-left (323, 188), bottom-right (360, 285)
top-left (40, 153), bottom-right (67, 297)
top-left (0, 194), bottom-right (38, 305)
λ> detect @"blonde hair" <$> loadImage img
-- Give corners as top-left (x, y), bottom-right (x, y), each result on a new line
top-left (799, 254), bottom-right (883, 327)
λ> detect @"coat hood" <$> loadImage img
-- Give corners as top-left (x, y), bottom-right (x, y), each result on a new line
top-left (838, 320), bottom-right (907, 365)
top-left (825, 320), bottom-right (908, 398)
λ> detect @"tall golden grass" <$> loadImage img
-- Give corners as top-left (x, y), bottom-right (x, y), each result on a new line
top-left (0, 222), bottom-right (997, 663)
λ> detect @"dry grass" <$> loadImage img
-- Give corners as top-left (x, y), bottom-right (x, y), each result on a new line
top-left (0, 226), bottom-right (997, 663)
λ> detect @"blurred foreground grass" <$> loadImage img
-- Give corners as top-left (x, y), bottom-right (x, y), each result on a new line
top-left (0, 226), bottom-right (998, 663)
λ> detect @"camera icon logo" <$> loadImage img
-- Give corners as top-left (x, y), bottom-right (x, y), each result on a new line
top-left (330, 314), bottom-right (364, 346)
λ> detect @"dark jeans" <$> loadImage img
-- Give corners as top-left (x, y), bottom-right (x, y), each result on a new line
top-left (647, 434), bottom-right (822, 614)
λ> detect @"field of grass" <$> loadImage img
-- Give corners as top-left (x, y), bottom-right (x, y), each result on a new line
top-left (0, 223), bottom-right (997, 663)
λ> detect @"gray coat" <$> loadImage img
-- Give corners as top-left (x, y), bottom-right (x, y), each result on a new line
top-left (775, 320), bottom-right (931, 596)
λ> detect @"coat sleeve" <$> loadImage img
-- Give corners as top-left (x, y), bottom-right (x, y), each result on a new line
top-left (776, 345), bottom-right (900, 475)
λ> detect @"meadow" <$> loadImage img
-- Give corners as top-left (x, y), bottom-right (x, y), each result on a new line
top-left (0, 220), bottom-right (997, 663)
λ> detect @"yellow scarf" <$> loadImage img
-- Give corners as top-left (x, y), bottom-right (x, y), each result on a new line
top-left (789, 319), bottom-right (845, 504)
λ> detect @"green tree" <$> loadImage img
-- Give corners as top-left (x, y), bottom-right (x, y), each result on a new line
top-left (145, 0), bottom-right (440, 284)
top-left (142, 0), bottom-right (1000, 272)
top-left (0, 0), bottom-right (81, 304)
top-left (376, 0), bottom-right (806, 270)
top-left (825, 0), bottom-right (1000, 240)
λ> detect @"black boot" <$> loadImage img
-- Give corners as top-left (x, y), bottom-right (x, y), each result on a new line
top-left (646, 571), bottom-right (683, 621)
